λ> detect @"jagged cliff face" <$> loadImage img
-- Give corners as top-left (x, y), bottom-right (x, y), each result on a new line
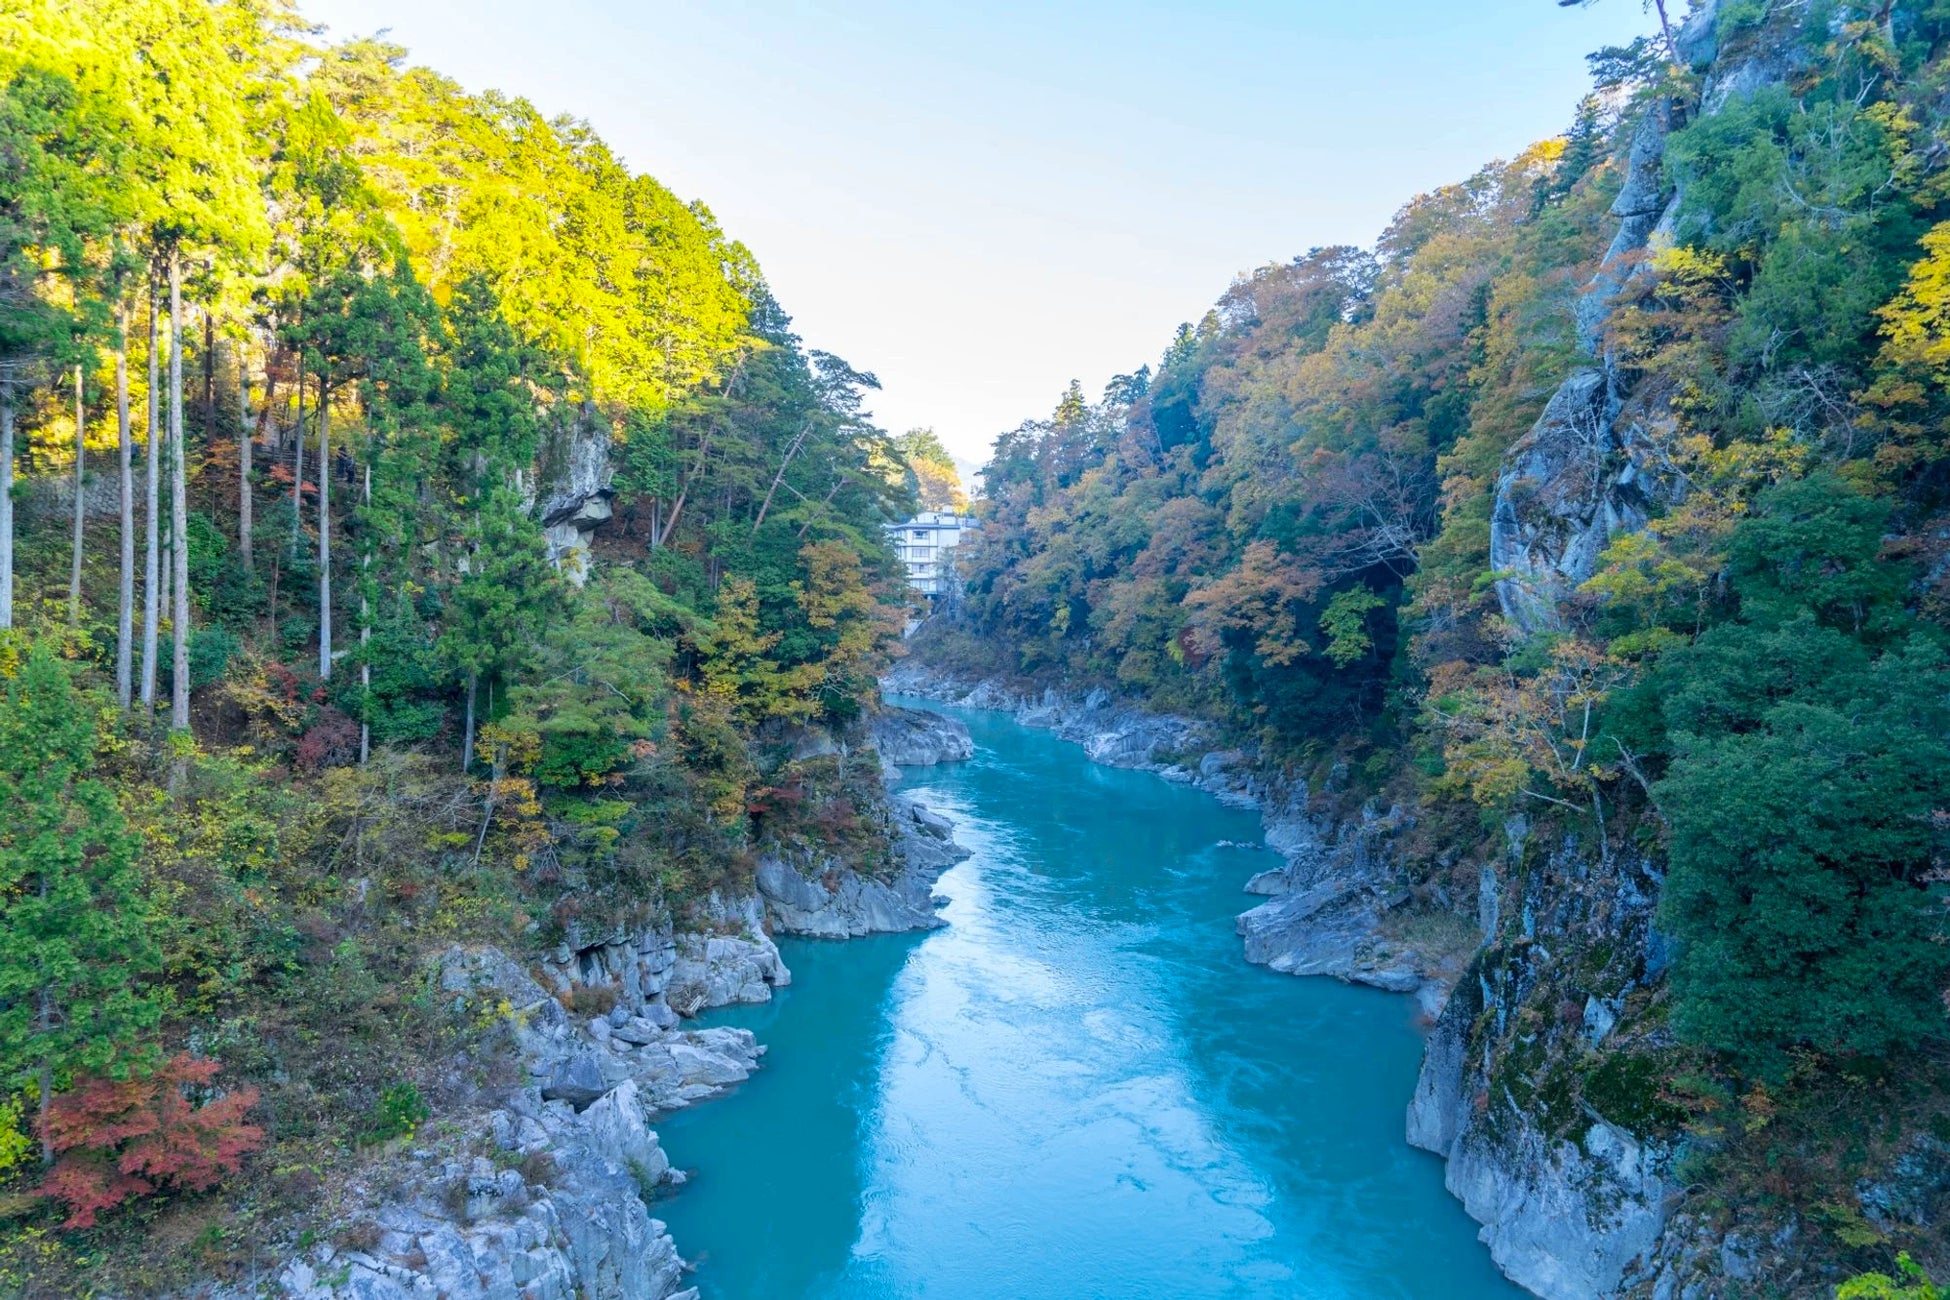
top-left (532, 401), bottom-right (616, 583)
top-left (1489, 1), bottom-right (1819, 636)
top-left (1423, 6), bottom-right (1949, 1297)
top-left (1407, 834), bottom-right (1677, 1298)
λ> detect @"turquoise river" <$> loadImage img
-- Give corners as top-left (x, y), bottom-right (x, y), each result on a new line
top-left (655, 703), bottom-right (1522, 1299)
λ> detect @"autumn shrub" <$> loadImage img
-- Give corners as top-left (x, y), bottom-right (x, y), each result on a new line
top-left (38, 1054), bottom-right (265, 1229)
top-left (565, 985), bottom-right (619, 1018)
top-left (294, 706), bottom-right (361, 772)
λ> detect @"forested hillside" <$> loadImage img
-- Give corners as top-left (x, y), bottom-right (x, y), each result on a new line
top-left (0, 1), bottom-right (933, 1288)
top-left (920, 2), bottom-right (1950, 1290)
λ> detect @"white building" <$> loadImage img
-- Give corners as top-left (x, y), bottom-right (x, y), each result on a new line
top-left (889, 511), bottom-right (977, 597)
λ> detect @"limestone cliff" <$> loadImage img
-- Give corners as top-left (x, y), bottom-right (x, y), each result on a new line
top-left (531, 400), bottom-right (616, 583)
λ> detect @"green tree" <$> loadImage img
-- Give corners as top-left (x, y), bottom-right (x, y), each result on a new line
top-left (0, 17), bottom-right (122, 631)
top-left (0, 645), bottom-right (164, 1160)
top-left (439, 489), bottom-right (561, 772)
top-left (95, 0), bottom-right (274, 729)
top-left (1652, 477), bottom-right (1950, 1067)
top-left (893, 427), bottom-right (967, 511)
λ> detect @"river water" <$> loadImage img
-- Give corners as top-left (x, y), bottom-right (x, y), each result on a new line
top-left (656, 703), bottom-right (1520, 1299)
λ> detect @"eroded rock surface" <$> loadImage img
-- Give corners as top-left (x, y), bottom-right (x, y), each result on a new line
top-left (274, 939), bottom-right (769, 1300)
top-left (756, 793), bottom-right (968, 937)
top-left (869, 705), bottom-right (974, 767)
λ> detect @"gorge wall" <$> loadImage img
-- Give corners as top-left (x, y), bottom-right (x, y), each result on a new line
top-left (883, 9), bottom-right (1950, 1294)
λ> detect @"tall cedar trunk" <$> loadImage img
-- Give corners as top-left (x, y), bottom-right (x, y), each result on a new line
top-left (251, 349), bottom-right (280, 451)
top-left (462, 670), bottom-right (477, 773)
top-left (140, 283), bottom-right (161, 711)
top-left (68, 366), bottom-right (84, 627)
top-left (157, 502), bottom-right (172, 679)
top-left (116, 299), bottom-right (134, 706)
top-left (0, 374), bottom-right (13, 630)
top-left (203, 310), bottom-right (214, 430)
top-left (359, 461), bottom-right (370, 763)
top-left (290, 351), bottom-right (305, 556)
top-left (317, 371), bottom-right (331, 680)
top-left (237, 335), bottom-right (253, 572)
top-left (156, 400), bottom-right (173, 710)
top-left (170, 253), bottom-right (190, 731)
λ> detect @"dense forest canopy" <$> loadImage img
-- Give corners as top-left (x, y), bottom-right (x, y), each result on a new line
top-left (0, 0), bottom-right (929, 1282)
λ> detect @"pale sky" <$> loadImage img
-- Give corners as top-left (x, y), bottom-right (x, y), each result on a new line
top-left (296, 0), bottom-right (1652, 465)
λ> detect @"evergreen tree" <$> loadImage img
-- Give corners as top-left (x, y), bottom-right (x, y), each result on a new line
top-left (0, 21), bottom-right (120, 630)
top-left (0, 645), bottom-right (164, 1160)
top-left (1651, 476), bottom-right (1950, 1067)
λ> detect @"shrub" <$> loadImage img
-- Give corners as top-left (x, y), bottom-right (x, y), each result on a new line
top-left (1581, 1052), bottom-right (1688, 1135)
top-left (188, 626), bottom-right (240, 690)
top-left (564, 985), bottom-right (619, 1018)
top-left (518, 1150), bottom-right (559, 1188)
top-left (0, 1095), bottom-right (31, 1176)
top-left (364, 1083), bottom-right (430, 1144)
top-left (336, 1219), bottom-right (383, 1254)
top-left (294, 707), bottom-right (360, 772)
top-left (38, 1054), bottom-right (264, 1229)
top-left (1840, 1255), bottom-right (1943, 1300)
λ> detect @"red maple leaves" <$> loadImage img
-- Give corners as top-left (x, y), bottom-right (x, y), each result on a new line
top-left (38, 1054), bottom-right (265, 1228)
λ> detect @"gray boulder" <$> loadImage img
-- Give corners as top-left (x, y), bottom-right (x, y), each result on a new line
top-left (541, 1052), bottom-right (611, 1110)
top-left (869, 705), bottom-right (974, 766)
top-left (756, 793), bottom-right (969, 938)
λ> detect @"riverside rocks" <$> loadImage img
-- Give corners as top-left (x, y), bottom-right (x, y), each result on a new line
top-left (278, 1080), bottom-right (697, 1300)
top-left (273, 936), bottom-right (761, 1300)
top-left (749, 702), bottom-right (974, 939)
top-left (886, 663), bottom-right (1215, 779)
top-left (755, 794), bottom-right (970, 938)
top-left (273, 715), bottom-right (975, 1300)
top-left (869, 704), bottom-right (974, 766)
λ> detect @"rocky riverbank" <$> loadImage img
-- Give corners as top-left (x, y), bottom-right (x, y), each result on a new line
top-left (269, 709), bottom-right (974, 1300)
top-left (884, 660), bottom-right (1462, 1012)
